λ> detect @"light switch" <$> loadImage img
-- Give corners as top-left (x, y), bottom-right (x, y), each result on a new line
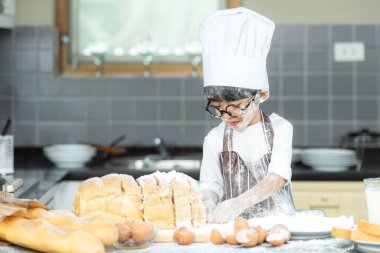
top-left (333, 42), bottom-right (365, 62)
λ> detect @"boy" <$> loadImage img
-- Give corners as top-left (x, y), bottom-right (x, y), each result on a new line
top-left (199, 7), bottom-right (296, 223)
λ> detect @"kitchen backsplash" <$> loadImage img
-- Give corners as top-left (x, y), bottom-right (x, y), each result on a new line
top-left (0, 25), bottom-right (379, 147)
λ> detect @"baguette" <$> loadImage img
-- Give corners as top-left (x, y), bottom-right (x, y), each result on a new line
top-left (0, 216), bottom-right (104, 253)
top-left (351, 229), bottom-right (380, 242)
top-left (331, 227), bottom-right (352, 240)
top-left (27, 208), bottom-right (118, 245)
top-left (358, 220), bottom-right (380, 237)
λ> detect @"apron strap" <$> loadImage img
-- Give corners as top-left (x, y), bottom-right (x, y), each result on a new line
top-left (222, 124), bottom-right (233, 152)
top-left (261, 110), bottom-right (274, 153)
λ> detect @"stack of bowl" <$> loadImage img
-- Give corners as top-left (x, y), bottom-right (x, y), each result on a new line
top-left (301, 148), bottom-right (358, 172)
top-left (43, 144), bottom-right (96, 169)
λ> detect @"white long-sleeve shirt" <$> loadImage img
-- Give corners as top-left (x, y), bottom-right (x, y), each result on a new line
top-left (199, 113), bottom-right (293, 200)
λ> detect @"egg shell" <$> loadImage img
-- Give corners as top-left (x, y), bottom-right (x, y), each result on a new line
top-left (269, 224), bottom-right (291, 242)
top-left (235, 229), bottom-right (258, 248)
top-left (116, 223), bottom-right (131, 243)
top-left (255, 226), bottom-right (267, 245)
top-left (210, 228), bottom-right (225, 244)
top-left (130, 222), bottom-right (155, 244)
top-left (225, 234), bottom-right (239, 245)
top-left (173, 227), bottom-right (194, 245)
top-left (234, 217), bottom-right (250, 234)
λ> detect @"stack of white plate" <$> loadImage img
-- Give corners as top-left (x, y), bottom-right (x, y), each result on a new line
top-left (301, 148), bottom-right (358, 172)
top-left (43, 144), bottom-right (96, 169)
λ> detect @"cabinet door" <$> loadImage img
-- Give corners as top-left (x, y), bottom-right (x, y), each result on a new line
top-left (292, 191), bottom-right (311, 210)
top-left (340, 192), bottom-right (368, 221)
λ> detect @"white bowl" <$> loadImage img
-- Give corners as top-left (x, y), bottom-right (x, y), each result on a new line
top-left (43, 144), bottom-right (96, 169)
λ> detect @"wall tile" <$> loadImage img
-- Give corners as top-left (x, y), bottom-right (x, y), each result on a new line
top-left (184, 77), bottom-right (203, 97)
top-left (134, 125), bottom-right (158, 146)
top-left (332, 124), bottom-right (356, 145)
top-left (268, 75), bottom-right (280, 96)
top-left (38, 27), bottom-right (54, 49)
top-left (39, 124), bottom-right (62, 145)
top-left (14, 100), bottom-right (36, 121)
top-left (308, 50), bottom-right (328, 72)
top-left (61, 78), bottom-right (86, 96)
top-left (111, 100), bottom-right (134, 120)
top-left (283, 75), bottom-right (304, 96)
top-left (307, 75), bottom-right (328, 96)
top-left (157, 125), bottom-right (181, 146)
top-left (0, 99), bottom-right (11, 119)
top-left (355, 25), bottom-right (377, 47)
top-left (14, 74), bottom-right (38, 96)
top-left (267, 50), bottom-right (280, 72)
top-left (308, 124), bottom-right (330, 146)
top-left (308, 25), bottom-right (329, 48)
top-left (62, 100), bottom-right (85, 121)
top-left (62, 124), bottom-right (87, 143)
top-left (331, 25), bottom-right (352, 42)
top-left (261, 99), bottom-right (280, 114)
top-left (38, 75), bottom-right (60, 96)
top-left (0, 29), bottom-right (12, 49)
top-left (111, 124), bottom-right (135, 146)
top-left (283, 51), bottom-right (304, 71)
top-left (161, 100), bottom-right (182, 121)
top-left (292, 123), bottom-right (305, 147)
top-left (356, 99), bottom-right (378, 120)
top-left (15, 27), bottom-right (38, 49)
top-left (332, 100), bottom-right (353, 120)
top-left (136, 78), bottom-right (158, 96)
top-left (185, 100), bottom-right (206, 121)
top-left (0, 50), bottom-right (12, 72)
top-left (38, 50), bottom-right (53, 72)
top-left (109, 78), bottom-right (135, 96)
top-left (14, 124), bottom-right (36, 146)
top-left (332, 75), bottom-right (353, 96)
top-left (283, 100), bottom-right (304, 120)
top-left (357, 75), bottom-right (378, 95)
top-left (39, 100), bottom-right (60, 121)
top-left (136, 100), bottom-right (157, 120)
top-left (357, 50), bottom-right (379, 71)
top-left (15, 51), bottom-right (37, 72)
top-left (160, 78), bottom-right (182, 97)
top-left (88, 100), bottom-right (109, 121)
top-left (83, 78), bottom-right (109, 96)
top-left (307, 100), bottom-right (328, 120)
top-left (0, 75), bottom-right (12, 95)
top-left (282, 25), bottom-right (305, 47)
top-left (87, 124), bottom-right (109, 144)
top-left (183, 125), bottom-right (207, 146)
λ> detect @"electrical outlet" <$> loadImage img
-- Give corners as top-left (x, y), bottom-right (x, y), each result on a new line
top-left (333, 42), bottom-right (365, 62)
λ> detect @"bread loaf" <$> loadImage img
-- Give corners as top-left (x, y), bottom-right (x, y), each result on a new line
top-left (74, 171), bottom-right (205, 229)
top-left (0, 216), bottom-right (104, 253)
top-left (331, 227), bottom-right (352, 240)
top-left (73, 173), bottom-right (143, 223)
top-left (137, 173), bottom-right (175, 229)
top-left (27, 208), bottom-right (118, 245)
top-left (358, 220), bottom-right (380, 237)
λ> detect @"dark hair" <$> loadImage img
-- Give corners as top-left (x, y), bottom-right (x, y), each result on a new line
top-left (203, 86), bottom-right (259, 102)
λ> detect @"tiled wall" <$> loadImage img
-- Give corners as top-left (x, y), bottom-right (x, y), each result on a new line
top-left (0, 25), bottom-right (379, 147)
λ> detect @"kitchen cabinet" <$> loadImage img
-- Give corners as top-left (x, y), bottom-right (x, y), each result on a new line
top-left (292, 181), bottom-right (368, 222)
top-left (0, 0), bottom-right (15, 29)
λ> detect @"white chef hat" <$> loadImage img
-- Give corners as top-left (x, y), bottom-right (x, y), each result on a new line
top-left (200, 7), bottom-right (275, 90)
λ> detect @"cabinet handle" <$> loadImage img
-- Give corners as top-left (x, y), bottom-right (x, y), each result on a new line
top-left (321, 197), bottom-right (329, 202)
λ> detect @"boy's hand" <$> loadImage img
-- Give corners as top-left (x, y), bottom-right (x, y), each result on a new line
top-left (211, 197), bottom-right (245, 223)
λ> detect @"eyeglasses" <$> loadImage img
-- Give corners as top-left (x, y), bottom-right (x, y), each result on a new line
top-left (205, 96), bottom-right (256, 118)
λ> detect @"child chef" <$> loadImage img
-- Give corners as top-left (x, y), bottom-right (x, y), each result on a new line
top-left (199, 7), bottom-right (296, 223)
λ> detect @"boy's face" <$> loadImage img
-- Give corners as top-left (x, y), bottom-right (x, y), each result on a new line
top-left (210, 95), bottom-right (261, 132)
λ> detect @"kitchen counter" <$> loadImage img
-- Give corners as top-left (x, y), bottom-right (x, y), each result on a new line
top-left (0, 238), bottom-right (360, 252)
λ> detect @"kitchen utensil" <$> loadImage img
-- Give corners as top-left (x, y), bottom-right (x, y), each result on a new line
top-left (0, 135), bottom-right (14, 175)
top-left (87, 135), bottom-right (127, 166)
top-left (1, 118), bottom-right (11, 136)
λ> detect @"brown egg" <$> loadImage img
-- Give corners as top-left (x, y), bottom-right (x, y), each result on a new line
top-left (225, 234), bottom-right (239, 245)
top-left (116, 223), bottom-right (131, 243)
top-left (254, 226), bottom-right (267, 245)
top-left (234, 217), bottom-right (249, 234)
top-left (173, 227), bottom-right (194, 245)
top-left (266, 230), bottom-right (287, 247)
top-left (210, 228), bottom-right (225, 244)
top-left (235, 229), bottom-right (258, 248)
top-left (131, 222), bottom-right (155, 244)
top-left (269, 224), bottom-right (291, 242)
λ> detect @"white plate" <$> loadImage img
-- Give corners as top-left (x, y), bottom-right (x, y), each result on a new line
top-left (291, 230), bottom-right (331, 240)
top-left (355, 240), bottom-right (380, 253)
